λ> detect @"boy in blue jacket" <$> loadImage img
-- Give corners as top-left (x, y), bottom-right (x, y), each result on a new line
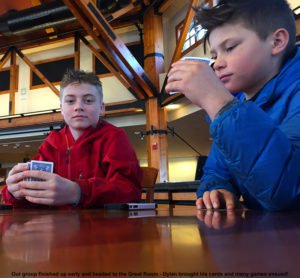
top-left (166, 0), bottom-right (300, 211)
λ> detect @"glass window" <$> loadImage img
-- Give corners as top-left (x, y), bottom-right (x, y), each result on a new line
top-left (176, 1), bottom-right (211, 54)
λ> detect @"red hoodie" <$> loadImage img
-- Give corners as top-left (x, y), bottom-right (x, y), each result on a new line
top-left (2, 120), bottom-right (142, 208)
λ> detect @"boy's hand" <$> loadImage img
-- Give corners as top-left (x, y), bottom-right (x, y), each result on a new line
top-left (16, 170), bottom-right (80, 206)
top-left (196, 189), bottom-right (241, 210)
top-left (6, 164), bottom-right (30, 199)
top-left (165, 60), bottom-right (233, 120)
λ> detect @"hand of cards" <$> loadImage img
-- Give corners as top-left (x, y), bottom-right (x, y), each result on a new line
top-left (19, 160), bottom-right (54, 181)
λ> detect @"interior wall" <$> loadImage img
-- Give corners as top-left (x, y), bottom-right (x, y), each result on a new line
top-left (140, 157), bottom-right (197, 182)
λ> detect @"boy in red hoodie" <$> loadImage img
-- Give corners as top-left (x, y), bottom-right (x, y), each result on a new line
top-left (3, 70), bottom-right (142, 208)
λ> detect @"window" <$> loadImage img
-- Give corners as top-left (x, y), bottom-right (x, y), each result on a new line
top-left (0, 67), bottom-right (19, 94)
top-left (30, 55), bottom-right (74, 89)
top-left (181, 21), bottom-right (206, 52)
top-left (0, 69), bottom-right (11, 93)
top-left (175, 1), bottom-right (211, 55)
top-left (93, 41), bottom-right (144, 76)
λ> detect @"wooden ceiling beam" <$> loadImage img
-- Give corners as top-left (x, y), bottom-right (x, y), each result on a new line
top-left (0, 112), bottom-right (64, 129)
top-left (62, 0), bottom-right (157, 99)
top-left (105, 1), bottom-right (138, 22)
top-left (158, 0), bottom-right (174, 14)
top-left (0, 49), bottom-right (11, 70)
top-left (77, 33), bottom-right (141, 99)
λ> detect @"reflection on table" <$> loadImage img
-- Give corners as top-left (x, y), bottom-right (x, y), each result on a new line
top-left (0, 207), bottom-right (299, 277)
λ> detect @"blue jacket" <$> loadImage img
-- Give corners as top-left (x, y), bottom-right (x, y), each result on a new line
top-left (197, 46), bottom-right (300, 211)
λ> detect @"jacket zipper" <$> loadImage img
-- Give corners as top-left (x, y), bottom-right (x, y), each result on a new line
top-left (65, 133), bottom-right (72, 179)
top-left (66, 147), bottom-right (70, 164)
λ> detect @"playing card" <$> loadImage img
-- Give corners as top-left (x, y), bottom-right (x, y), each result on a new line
top-left (30, 160), bottom-right (54, 181)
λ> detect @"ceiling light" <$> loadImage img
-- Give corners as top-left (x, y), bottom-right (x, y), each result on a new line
top-left (166, 104), bottom-right (180, 110)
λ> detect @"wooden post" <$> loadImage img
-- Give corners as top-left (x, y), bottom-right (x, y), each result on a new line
top-left (144, 8), bottom-right (169, 182)
top-left (9, 49), bottom-right (17, 116)
top-left (296, 18), bottom-right (300, 37)
top-left (74, 33), bottom-right (80, 70)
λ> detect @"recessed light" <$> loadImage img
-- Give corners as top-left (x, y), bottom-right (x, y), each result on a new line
top-left (25, 145), bottom-right (30, 148)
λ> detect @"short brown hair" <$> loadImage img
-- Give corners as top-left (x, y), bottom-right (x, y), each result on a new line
top-left (194, 0), bottom-right (296, 60)
top-left (60, 69), bottom-right (103, 102)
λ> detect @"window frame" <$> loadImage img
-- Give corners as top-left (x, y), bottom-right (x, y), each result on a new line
top-left (175, 0), bottom-right (212, 57)
top-left (0, 66), bottom-right (19, 95)
top-left (30, 54), bottom-right (75, 90)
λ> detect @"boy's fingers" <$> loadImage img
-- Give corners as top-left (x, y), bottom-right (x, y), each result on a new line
top-left (210, 190), bottom-right (221, 209)
top-left (203, 191), bottom-right (213, 209)
top-left (196, 198), bottom-right (205, 209)
top-left (222, 191), bottom-right (235, 210)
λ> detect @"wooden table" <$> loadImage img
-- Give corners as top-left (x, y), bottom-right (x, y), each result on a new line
top-left (0, 207), bottom-right (299, 278)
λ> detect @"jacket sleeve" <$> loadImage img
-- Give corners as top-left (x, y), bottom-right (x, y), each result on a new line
top-left (75, 131), bottom-right (142, 208)
top-left (197, 141), bottom-right (241, 199)
top-left (203, 94), bottom-right (300, 211)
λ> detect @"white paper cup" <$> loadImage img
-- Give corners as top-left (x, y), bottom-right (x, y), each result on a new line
top-left (169, 57), bottom-right (215, 95)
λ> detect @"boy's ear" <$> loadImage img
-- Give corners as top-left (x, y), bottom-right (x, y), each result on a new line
top-left (271, 28), bottom-right (289, 56)
top-left (100, 102), bottom-right (105, 115)
top-left (60, 103), bottom-right (64, 116)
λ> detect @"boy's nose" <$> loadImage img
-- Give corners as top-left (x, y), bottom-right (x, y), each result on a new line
top-left (74, 100), bottom-right (84, 110)
top-left (213, 56), bottom-right (226, 71)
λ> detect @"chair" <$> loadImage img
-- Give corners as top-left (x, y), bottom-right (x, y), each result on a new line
top-left (141, 166), bottom-right (158, 203)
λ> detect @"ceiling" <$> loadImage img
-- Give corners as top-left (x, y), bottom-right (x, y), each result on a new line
top-left (0, 0), bottom-right (170, 54)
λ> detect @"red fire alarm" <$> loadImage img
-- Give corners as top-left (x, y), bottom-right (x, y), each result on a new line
top-left (152, 142), bottom-right (158, 150)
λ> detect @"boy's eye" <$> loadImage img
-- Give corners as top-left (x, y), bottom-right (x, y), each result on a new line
top-left (226, 45), bottom-right (236, 52)
top-left (84, 98), bottom-right (95, 104)
top-left (65, 99), bottom-right (74, 104)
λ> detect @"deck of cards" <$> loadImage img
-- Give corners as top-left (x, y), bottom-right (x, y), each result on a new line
top-left (19, 160), bottom-right (54, 181)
